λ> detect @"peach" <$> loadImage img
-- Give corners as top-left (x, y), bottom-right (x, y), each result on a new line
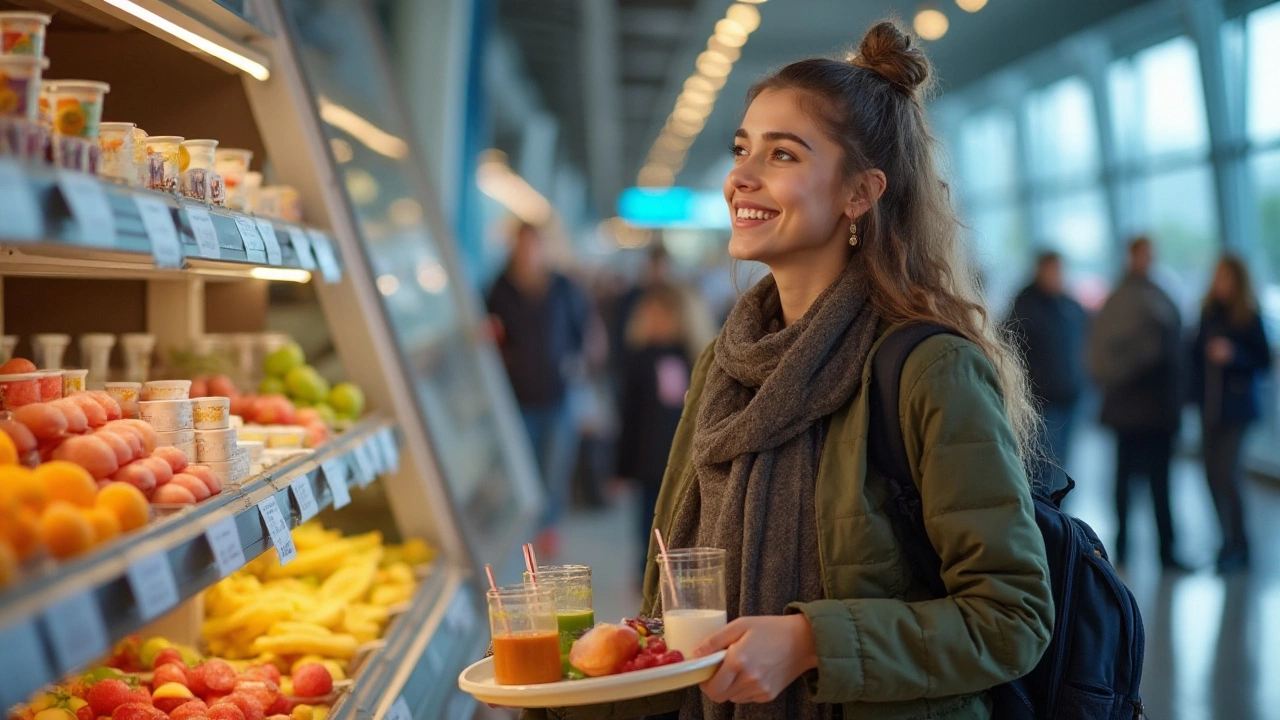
top-left (13, 403), bottom-right (68, 441)
top-left (302, 423), bottom-right (327, 450)
top-left (152, 446), bottom-right (189, 473)
top-left (139, 456), bottom-right (174, 486)
top-left (0, 419), bottom-right (38, 459)
top-left (183, 465), bottom-right (220, 495)
top-left (568, 623), bottom-right (640, 677)
top-left (85, 391), bottom-right (123, 421)
top-left (170, 474), bottom-right (210, 501)
top-left (119, 420), bottom-right (159, 453)
top-left (253, 396), bottom-right (296, 426)
top-left (289, 664), bottom-right (331, 698)
top-left (0, 358), bottom-right (37, 374)
top-left (96, 482), bottom-right (150, 531)
top-left (96, 431), bottom-right (136, 466)
top-left (101, 423), bottom-right (147, 458)
top-left (112, 462), bottom-right (157, 494)
top-left (151, 483), bottom-right (196, 504)
top-left (52, 434), bottom-right (120, 479)
top-left (50, 399), bottom-right (89, 434)
top-left (67, 394), bottom-right (108, 428)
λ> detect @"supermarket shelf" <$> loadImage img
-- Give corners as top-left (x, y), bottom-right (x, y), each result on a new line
top-left (0, 416), bottom-right (399, 709)
top-left (332, 567), bottom-right (484, 720)
top-left (0, 162), bottom-right (341, 280)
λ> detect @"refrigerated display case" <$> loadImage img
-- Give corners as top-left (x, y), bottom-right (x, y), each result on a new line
top-left (0, 1), bottom-right (539, 718)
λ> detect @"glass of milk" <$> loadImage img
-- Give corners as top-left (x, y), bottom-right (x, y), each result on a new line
top-left (659, 547), bottom-right (727, 658)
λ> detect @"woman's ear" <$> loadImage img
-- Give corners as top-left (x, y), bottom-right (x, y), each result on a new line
top-left (845, 169), bottom-right (888, 221)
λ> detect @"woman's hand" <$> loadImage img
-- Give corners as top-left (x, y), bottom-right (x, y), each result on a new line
top-left (1208, 337), bottom-right (1235, 366)
top-left (694, 614), bottom-right (818, 705)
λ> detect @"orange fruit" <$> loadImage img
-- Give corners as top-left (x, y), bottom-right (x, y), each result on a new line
top-left (0, 505), bottom-right (40, 560)
top-left (0, 465), bottom-right (47, 513)
top-left (0, 540), bottom-right (16, 588)
top-left (35, 461), bottom-right (97, 508)
top-left (0, 430), bottom-right (16, 465)
top-left (83, 507), bottom-right (121, 545)
top-left (39, 502), bottom-right (94, 559)
top-left (95, 482), bottom-right (150, 532)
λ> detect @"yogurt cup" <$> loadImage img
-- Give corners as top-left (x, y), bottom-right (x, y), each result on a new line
top-left (238, 440), bottom-right (264, 462)
top-left (142, 380), bottom-right (191, 401)
top-left (195, 427), bottom-right (237, 461)
top-left (214, 148), bottom-right (252, 210)
top-left (0, 372), bottom-right (40, 411)
top-left (210, 171), bottom-right (225, 206)
top-left (138, 398), bottom-right (193, 432)
top-left (79, 333), bottom-right (115, 388)
top-left (229, 414), bottom-right (244, 429)
top-left (0, 55), bottom-right (46, 123)
top-left (105, 381), bottom-right (141, 418)
top-left (97, 122), bottom-right (135, 186)
top-left (181, 138), bottom-right (217, 170)
top-left (0, 336), bottom-right (17, 363)
top-left (238, 424), bottom-right (268, 443)
top-left (242, 171), bottom-right (263, 213)
top-left (131, 127), bottom-right (148, 188)
top-left (36, 370), bottom-right (62, 401)
top-left (61, 368), bottom-right (88, 395)
top-left (120, 333), bottom-right (155, 383)
top-left (204, 448), bottom-right (251, 483)
top-left (144, 136), bottom-right (183, 193)
top-left (192, 396), bottom-right (231, 429)
top-left (31, 333), bottom-right (69, 369)
top-left (155, 428), bottom-right (195, 458)
top-left (44, 80), bottom-right (110, 140)
top-left (0, 12), bottom-right (51, 57)
top-left (264, 426), bottom-right (306, 449)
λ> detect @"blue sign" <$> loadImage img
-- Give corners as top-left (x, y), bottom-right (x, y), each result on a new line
top-left (617, 187), bottom-right (730, 229)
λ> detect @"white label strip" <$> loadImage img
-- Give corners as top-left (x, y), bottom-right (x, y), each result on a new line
top-left (134, 195), bottom-right (183, 268)
top-left (185, 206), bottom-right (221, 259)
top-left (256, 219), bottom-right (283, 265)
top-left (322, 458), bottom-right (352, 509)
top-left (0, 159), bottom-right (42, 240)
top-left (126, 551), bottom-right (180, 621)
top-left (378, 428), bottom-right (400, 474)
top-left (291, 473), bottom-right (320, 522)
top-left (353, 442), bottom-right (376, 486)
top-left (258, 497), bottom-right (297, 565)
top-left (234, 215), bottom-right (267, 262)
top-left (205, 516), bottom-right (246, 578)
top-left (308, 230), bottom-right (342, 282)
top-left (289, 227), bottom-right (317, 270)
top-left (57, 171), bottom-right (116, 246)
top-left (42, 590), bottom-right (108, 673)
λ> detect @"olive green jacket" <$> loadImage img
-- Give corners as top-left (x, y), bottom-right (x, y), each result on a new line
top-left (526, 329), bottom-right (1053, 719)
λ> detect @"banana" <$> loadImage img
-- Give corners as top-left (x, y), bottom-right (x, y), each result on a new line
top-left (251, 632), bottom-right (359, 659)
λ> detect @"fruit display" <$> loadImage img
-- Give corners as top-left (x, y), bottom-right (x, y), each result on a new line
top-left (201, 522), bottom-right (432, 664)
top-left (566, 619), bottom-right (684, 679)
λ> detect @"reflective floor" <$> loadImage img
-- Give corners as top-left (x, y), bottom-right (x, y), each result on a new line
top-left (561, 422), bottom-right (1280, 720)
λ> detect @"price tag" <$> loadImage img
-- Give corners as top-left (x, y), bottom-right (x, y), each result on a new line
top-left (351, 443), bottom-right (376, 486)
top-left (378, 429), bottom-right (400, 474)
top-left (234, 216), bottom-right (266, 263)
top-left (256, 219), bottom-right (283, 265)
top-left (309, 230), bottom-right (342, 282)
top-left (42, 590), bottom-right (108, 673)
top-left (134, 195), bottom-right (183, 268)
top-left (386, 696), bottom-right (412, 720)
top-left (126, 551), bottom-right (179, 621)
top-left (321, 458), bottom-right (351, 509)
top-left (0, 620), bottom-right (54, 709)
top-left (290, 473), bottom-right (320, 522)
top-left (258, 497), bottom-right (297, 566)
top-left (57, 171), bottom-right (117, 246)
top-left (0, 159), bottom-right (42, 240)
top-left (205, 516), bottom-right (246, 577)
top-left (289, 227), bottom-right (317, 270)
top-left (185, 205), bottom-right (221, 259)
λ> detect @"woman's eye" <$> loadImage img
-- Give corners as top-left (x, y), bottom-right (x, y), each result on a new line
top-left (729, 143), bottom-right (746, 157)
top-left (772, 148), bottom-right (796, 161)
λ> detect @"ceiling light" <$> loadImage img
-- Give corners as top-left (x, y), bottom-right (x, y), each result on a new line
top-left (696, 51), bottom-right (733, 77)
top-left (638, 165), bottom-right (676, 187)
top-left (669, 113), bottom-right (707, 135)
top-left (715, 18), bottom-right (748, 41)
top-left (703, 45), bottom-right (739, 65)
top-left (685, 75), bottom-right (716, 95)
top-left (739, 0), bottom-right (767, 3)
top-left (250, 267), bottom-right (312, 283)
top-left (956, 0), bottom-right (987, 10)
top-left (677, 92), bottom-right (714, 112)
top-left (99, 0), bottom-right (269, 80)
top-left (318, 96), bottom-right (410, 159)
top-left (417, 260), bottom-right (448, 293)
top-left (329, 138), bottom-right (353, 163)
top-left (477, 150), bottom-right (554, 224)
top-left (706, 36), bottom-right (741, 62)
top-left (725, 4), bottom-right (761, 33)
top-left (376, 274), bottom-right (401, 296)
top-left (913, 9), bottom-right (949, 40)
top-left (672, 106), bottom-right (706, 125)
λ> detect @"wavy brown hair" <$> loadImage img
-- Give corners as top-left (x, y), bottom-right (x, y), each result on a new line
top-left (1204, 254), bottom-right (1260, 328)
top-left (746, 20), bottom-right (1040, 463)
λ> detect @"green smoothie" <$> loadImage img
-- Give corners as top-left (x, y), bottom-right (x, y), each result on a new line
top-left (557, 609), bottom-right (596, 674)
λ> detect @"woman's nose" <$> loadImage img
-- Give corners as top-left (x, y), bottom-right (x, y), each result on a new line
top-left (727, 156), bottom-right (762, 191)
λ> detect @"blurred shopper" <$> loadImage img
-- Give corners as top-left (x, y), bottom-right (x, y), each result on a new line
top-left (1007, 251), bottom-right (1088, 477)
top-left (1088, 236), bottom-right (1189, 571)
top-left (615, 283), bottom-right (697, 575)
top-left (1191, 255), bottom-right (1273, 573)
top-left (486, 222), bottom-right (591, 557)
top-left (528, 21), bottom-right (1053, 720)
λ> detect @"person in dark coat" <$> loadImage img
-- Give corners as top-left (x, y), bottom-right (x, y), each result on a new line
top-left (1087, 236), bottom-right (1189, 571)
top-left (1007, 251), bottom-right (1088, 477)
top-left (1191, 255), bottom-right (1273, 573)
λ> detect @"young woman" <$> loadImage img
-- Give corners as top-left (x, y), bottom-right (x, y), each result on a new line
top-left (527, 20), bottom-right (1052, 720)
top-left (1191, 255), bottom-right (1273, 573)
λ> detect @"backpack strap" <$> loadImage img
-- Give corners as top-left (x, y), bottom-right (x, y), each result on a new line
top-left (868, 323), bottom-right (952, 599)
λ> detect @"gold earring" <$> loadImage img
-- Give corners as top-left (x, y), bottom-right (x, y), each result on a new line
top-left (849, 222), bottom-right (858, 247)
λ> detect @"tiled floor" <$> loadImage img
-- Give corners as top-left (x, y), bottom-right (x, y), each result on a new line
top-left (560, 421), bottom-right (1280, 719)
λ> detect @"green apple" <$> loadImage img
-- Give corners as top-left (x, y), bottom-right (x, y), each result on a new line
top-left (313, 402), bottom-right (338, 426)
top-left (259, 376), bottom-right (287, 396)
top-left (264, 342), bottom-right (305, 378)
top-left (329, 382), bottom-right (365, 418)
top-left (286, 365), bottom-right (330, 402)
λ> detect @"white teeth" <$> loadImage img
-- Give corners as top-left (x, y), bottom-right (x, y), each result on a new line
top-left (736, 208), bottom-right (777, 220)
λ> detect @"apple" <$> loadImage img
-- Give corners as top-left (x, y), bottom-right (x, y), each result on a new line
top-left (327, 383), bottom-right (364, 418)
top-left (263, 343), bottom-right (305, 378)
top-left (258, 377), bottom-right (286, 396)
top-left (284, 367), bottom-right (329, 403)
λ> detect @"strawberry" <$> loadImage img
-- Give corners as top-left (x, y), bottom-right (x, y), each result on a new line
top-left (87, 680), bottom-right (135, 717)
top-left (287, 665), bottom-right (330, 699)
top-left (152, 650), bottom-right (185, 670)
top-left (214, 696), bottom-right (261, 720)
top-left (199, 662), bottom-right (237, 694)
top-left (151, 665), bottom-right (188, 692)
top-left (168, 701), bottom-right (209, 720)
top-left (204, 705), bottom-right (243, 720)
top-left (111, 704), bottom-right (165, 720)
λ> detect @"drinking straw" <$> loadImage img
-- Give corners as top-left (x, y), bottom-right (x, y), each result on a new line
top-left (523, 543), bottom-right (538, 587)
top-left (653, 528), bottom-right (678, 609)
top-left (529, 544), bottom-right (541, 578)
top-left (485, 563), bottom-right (511, 634)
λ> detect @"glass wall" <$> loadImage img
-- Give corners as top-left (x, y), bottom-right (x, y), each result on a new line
top-left (957, 108), bottom-right (1028, 310)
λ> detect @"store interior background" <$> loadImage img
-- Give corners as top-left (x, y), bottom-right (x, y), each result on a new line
top-left (320, 0), bottom-right (1278, 717)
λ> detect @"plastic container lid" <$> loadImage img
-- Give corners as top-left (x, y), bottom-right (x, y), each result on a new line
top-left (145, 135), bottom-right (184, 144)
top-left (43, 80), bottom-right (111, 94)
top-left (0, 55), bottom-right (49, 69)
top-left (99, 122), bottom-right (136, 131)
top-left (182, 139), bottom-right (218, 148)
top-left (0, 12), bottom-right (53, 24)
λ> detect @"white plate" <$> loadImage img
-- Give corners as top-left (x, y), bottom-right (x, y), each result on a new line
top-left (457, 651), bottom-right (727, 708)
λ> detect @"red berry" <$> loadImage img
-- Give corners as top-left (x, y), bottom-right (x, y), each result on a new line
top-left (88, 679), bottom-right (136, 717)
top-left (152, 664), bottom-right (189, 691)
top-left (646, 639), bottom-right (667, 655)
top-left (200, 661), bottom-right (237, 693)
top-left (264, 694), bottom-right (290, 717)
top-left (633, 654), bottom-right (657, 670)
top-left (169, 701), bottom-right (210, 720)
top-left (205, 705), bottom-right (243, 720)
top-left (660, 651), bottom-right (684, 665)
top-left (76, 705), bottom-right (94, 720)
top-left (217, 695), bottom-right (263, 720)
top-left (618, 660), bottom-right (636, 673)
top-left (242, 665), bottom-right (281, 687)
top-left (112, 704), bottom-right (165, 720)
top-left (289, 664), bottom-right (332, 698)
top-left (153, 649), bottom-right (185, 670)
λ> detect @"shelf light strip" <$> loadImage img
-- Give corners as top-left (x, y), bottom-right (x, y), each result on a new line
top-left (99, 0), bottom-right (270, 81)
top-left (250, 267), bottom-right (312, 283)
top-left (317, 97), bottom-right (410, 160)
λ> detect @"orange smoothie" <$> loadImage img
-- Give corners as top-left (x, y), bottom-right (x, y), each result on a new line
top-left (492, 630), bottom-right (563, 685)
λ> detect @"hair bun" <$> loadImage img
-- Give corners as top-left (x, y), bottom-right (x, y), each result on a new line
top-left (852, 21), bottom-right (930, 92)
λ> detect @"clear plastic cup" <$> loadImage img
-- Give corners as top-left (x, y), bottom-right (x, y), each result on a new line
top-left (97, 122), bottom-right (135, 185)
top-left (131, 127), bottom-right (148, 187)
top-left (0, 116), bottom-right (47, 162)
top-left (182, 138), bottom-right (217, 170)
top-left (105, 381), bottom-right (141, 418)
top-left (61, 368), bottom-right (87, 395)
top-left (0, 55), bottom-right (46, 122)
top-left (36, 370), bottom-right (62, 401)
top-left (523, 565), bottom-right (594, 663)
top-left (145, 135), bottom-right (183, 193)
top-left (0, 372), bottom-right (40, 410)
top-left (242, 171), bottom-right (263, 213)
top-left (210, 171), bottom-right (225, 206)
top-left (658, 547), bottom-right (727, 658)
top-left (181, 167), bottom-right (210, 202)
top-left (31, 333), bottom-right (70, 370)
top-left (215, 148), bottom-right (253, 210)
top-left (279, 185), bottom-right (302, 222)
top-left (0, 336), bottom-right (17, 363)
top-left (120, 333), bottom-right (155, 382)
top-left (181, 139), bottom-right (217, 202)
top-left (0, 12), bottom-right (51, 57)
top-left (44, 80), bottom-right (110, 140)
top-left (487, 584), bottom-right (562, 686)
top-left (256, 186), bottom-right (282, 219)
top-left (79, 333), bottom-right (116, 388)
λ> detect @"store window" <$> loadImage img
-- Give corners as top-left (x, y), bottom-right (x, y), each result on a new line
top-left (1024, 76), bottom-right (1099, 185)
top-left (966, 204), bottom-right (1029, 312)
top-left (1252, 150), bottom-right (1280, 293)
top-left (1122, 165), bottom-right (1220, 314)
top-left (1247, 2), bottom-right (1280, 144)
top-left (959, 109), bottom-right (1018, 199)
top-left (1035, 189), bottom-right (1113, 308)
top-left (1109, 36), bottom-right (1210, 162)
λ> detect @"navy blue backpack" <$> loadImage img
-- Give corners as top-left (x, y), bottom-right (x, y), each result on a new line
top-left (868, 324), bottom-right (1146, 720)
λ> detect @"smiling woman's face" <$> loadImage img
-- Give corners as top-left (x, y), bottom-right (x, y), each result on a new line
top-left (724, 88), bottom-right (852, 265)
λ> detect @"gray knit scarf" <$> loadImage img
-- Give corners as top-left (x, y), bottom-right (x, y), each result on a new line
top-left (667, 261), bottom-right (880, 720)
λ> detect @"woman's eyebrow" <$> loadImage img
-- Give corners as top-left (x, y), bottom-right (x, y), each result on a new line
top-left (733, 127), bottom-right (812, 151)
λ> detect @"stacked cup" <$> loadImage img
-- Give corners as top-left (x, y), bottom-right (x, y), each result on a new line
top-left (0, 12), bottom-right (50, 162)
top-left (139, 380), bottom-right (195, 458)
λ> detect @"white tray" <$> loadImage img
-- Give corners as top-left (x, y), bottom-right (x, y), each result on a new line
top-left (457, 651), bottom-right (726, 708)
